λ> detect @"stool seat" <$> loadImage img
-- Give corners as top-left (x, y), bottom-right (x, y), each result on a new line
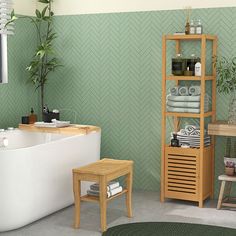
top-left (217, 174), bottom-right (236, 210)
top-left (218, 174), bottom-right (236, 181)
top-left (72, 158), bottom-right (133, 232)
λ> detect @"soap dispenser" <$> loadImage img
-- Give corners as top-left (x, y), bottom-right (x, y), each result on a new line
top-left (29, 108), bottom-right (37, 124)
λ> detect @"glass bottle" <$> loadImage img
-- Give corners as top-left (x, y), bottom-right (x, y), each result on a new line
top-left (196, 20), bottom-right (203, 34)
top-left (171, 133), bottom-right (179, 147)
top-left (185, 20), bottom-right (190, 35)
top-left (172, 54), bottom-right (185, 76)
top-left (189, 20), bottom-right (195, 34)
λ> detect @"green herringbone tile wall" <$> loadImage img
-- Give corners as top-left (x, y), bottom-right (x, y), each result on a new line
top-left (44, 7), bottom-right (236, 196)
top-left (0, 19), bottom-right (38, 128)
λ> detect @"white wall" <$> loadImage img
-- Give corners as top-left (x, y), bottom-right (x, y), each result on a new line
top-left (14, 0), bottom-right (36, 16)
top-left (16, 0), bottom-right (236, 16)
top-left (52, 0), bottom-right (236, 16)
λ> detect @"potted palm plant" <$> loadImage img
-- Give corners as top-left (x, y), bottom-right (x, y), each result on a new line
top-left (215, 57), bottom-right (236, 124)
top-left (8, 0), bottom-right (61, 118)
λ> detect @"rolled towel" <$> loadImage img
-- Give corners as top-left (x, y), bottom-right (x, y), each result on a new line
top-left (170, 86), bottom-right (179, 96)
top-left (185, 125), bottom-right (197, 133)
top-left (178, 129), bottom-right (189, 136)
top-left (189, 86), bottom-right (201, 96)
top-left (178, 86), bottom-right (189, 96)
top-left (189, 130), bottom-right (201, 136)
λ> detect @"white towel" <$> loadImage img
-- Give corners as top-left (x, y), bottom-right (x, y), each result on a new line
top-left (189, 86), bottom-right (201, 96)
top-left (87, 186), bottom-right (123, 198)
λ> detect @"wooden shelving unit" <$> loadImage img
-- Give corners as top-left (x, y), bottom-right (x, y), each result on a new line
top-left (161, 34), bottom-right (217, 207)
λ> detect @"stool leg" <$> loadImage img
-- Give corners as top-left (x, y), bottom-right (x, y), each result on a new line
top-left (99, 176), bottom-right (107, 232)
top-left (126, 168), bottom-right (133, 218)
top-left (217, 180), bottom-right (226, 210)
top-left (225, 181), bottom-right (232, 200)
top-left (73, 173), bottom-right (81, 228)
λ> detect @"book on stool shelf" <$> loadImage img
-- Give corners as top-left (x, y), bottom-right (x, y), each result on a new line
top-left (87, 181), bottom-right (123, 198)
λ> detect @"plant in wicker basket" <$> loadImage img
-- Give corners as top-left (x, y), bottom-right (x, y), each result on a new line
top-left (225, 161), bottom-right (235, 176)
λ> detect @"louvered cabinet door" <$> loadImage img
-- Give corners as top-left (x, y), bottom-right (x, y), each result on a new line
top-left (164, 150), bottom-right (199, 201)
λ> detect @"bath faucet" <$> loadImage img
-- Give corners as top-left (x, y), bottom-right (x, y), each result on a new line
top-left (0, 137), bottom-right (8, 147)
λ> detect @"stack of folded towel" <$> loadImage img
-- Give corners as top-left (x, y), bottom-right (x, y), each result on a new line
top-left (87, 181), bottom-right (123, 198)
top-left (172, 125), bottom-right (211, 148)
top-left (167, 86), bottom-right (210, 113)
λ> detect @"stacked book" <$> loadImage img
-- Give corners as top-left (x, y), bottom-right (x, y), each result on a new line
top-left (87, 181), bottom-right (123, 198)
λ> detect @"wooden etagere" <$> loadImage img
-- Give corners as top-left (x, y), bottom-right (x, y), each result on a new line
top-left (160, 34), bottom-right (217, 207)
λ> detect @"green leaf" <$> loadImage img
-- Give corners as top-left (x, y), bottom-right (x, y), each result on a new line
top-left (41, 6), bottom-right (48, 17)
top-left (11, 10), bottom-right (15, 19)
top-left (38, 0), bottom-right (50, 3)
top-left (35, 9), bottom-right (41, 19)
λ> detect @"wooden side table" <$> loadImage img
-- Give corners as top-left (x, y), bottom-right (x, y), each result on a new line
top-left (72, 158), bottom-right (133, 232)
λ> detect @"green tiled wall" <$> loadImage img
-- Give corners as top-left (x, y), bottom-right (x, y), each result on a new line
top-left (7, 7), bottom-right (236, 197)
top-left (0, 20), bottom-right (38, 128)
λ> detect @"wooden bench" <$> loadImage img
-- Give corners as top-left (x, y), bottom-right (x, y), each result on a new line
top-left (217, 174), bottom-right (236, 209)
top-left (72, 158), bottom-right (133, 232)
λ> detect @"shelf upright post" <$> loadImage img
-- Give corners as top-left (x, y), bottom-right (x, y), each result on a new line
top-left (174, 40), bottom-right (181, 132)
top-left (161, 35), bottom-right (167, 202)
top-left (199, 35), bottom-right (207, 208)
top-left (211, 37), bottom-right (218, 198)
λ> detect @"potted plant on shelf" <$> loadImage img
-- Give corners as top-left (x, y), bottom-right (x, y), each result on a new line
top-left (7, 0), bottom-right (61, 118)
top-left (225, 161), bottom-right (235, 176)
top-left (215, 57), bottom-right (236, 124)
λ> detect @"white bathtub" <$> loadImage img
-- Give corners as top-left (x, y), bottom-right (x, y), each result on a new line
top-left (0, 128), bottom-right (101, 232)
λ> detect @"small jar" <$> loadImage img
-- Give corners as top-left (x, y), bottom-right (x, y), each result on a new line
top-left (172, 54), bottom-right (186, 76)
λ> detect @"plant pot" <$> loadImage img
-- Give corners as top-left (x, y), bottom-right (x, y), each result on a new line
top-left (225, 167), bottom-right (235, 176)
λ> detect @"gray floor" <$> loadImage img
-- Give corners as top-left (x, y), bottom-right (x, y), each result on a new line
top-left (1, 191), bottom-right (236, 236)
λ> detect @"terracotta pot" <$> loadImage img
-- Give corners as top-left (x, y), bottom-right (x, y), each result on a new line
top-left (225, 167), bottom-right (235, 176)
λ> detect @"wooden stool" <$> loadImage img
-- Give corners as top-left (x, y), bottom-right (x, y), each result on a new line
top-left (217, 174), bottom-right (236, 209)
top-left (72, 158), bottom-right (133, 232)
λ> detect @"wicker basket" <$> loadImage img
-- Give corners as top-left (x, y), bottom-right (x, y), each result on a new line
top-left (225, 167), bottom-right (235, 176)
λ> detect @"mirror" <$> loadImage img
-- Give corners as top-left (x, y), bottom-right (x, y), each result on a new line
top-left (0, 34), bottom-right (8, 84)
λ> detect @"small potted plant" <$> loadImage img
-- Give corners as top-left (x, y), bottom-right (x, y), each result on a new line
top-left (225, 161), bottom-right (235, 176)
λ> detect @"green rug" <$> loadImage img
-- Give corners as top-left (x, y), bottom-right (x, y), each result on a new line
top-left (102, 222), bottom-right (236, 236)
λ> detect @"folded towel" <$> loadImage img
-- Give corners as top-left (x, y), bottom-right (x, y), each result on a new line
top-left (167, 100), bottom-right (200, 108)
top-left (90, 181), bottom-right (120, 192)
top-left (87, 186), bottom-right (123, 198)
top-left (167, 94), bottom-right (201, 102)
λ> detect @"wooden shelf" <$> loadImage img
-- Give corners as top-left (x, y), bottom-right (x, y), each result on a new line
top-left (165, 34), bottom-right (217, 41)
top-left (166, 76), bottom-right (215, 81)
top-left (80, 189), bottom-right (128, 203)
top-left (165, 111), bottom-right (213, 118)
top-left (161, 34), bottom-right (217, 207)
top-left (208, 121), bottom-right (236, 137)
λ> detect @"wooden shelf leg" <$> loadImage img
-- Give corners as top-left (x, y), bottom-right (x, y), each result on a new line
top-left (217, 180), bottom-right (226, 210)
top-left (198, 200), bottom-right (204, 208)
top-left (126, 168), bottom-right (133, 218)
top-left (100, 176), bottom-right (107, 232)
top-left (73, 173), bottom-right (81, 228)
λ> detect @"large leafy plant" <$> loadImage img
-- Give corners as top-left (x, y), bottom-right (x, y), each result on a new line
top-left (215, 57), bottom-right (236, 95)
top-left (8, 0), bottom-right (60, 116)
